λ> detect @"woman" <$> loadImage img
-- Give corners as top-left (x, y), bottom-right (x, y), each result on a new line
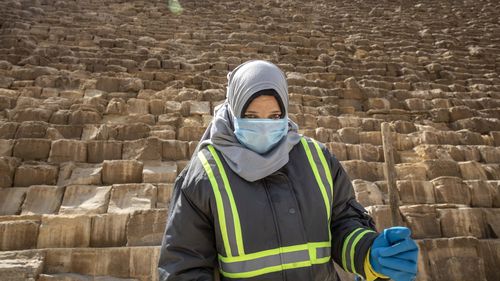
top-left (158, 60), bottom-right (418, 281)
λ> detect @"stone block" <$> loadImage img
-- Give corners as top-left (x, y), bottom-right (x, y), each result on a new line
top-left (359, 132), bottom-right (383, 146)
top-left (21, 185), bottom-right (65, 215)
top-left (422, 159), bottom-right (460, 179)
top-left (484, 164), bottom-right (500, 180)
top-left (459, 161), bottom-right (488, 180)
top-left (0, 249), bottom-right (44, 280)
top-left (68, 110), bottom-right (102, 125)
top-left (395, 163), bottom-right (428, 180)
top-left (0, 187), bottom-right (27, 215)
top-left (491, 131), bottom-right (500, 146)
top-left (87, 141), bottom-right (122, 163)
top-left (399, 205), bottom-right (441, 239)
top-left (102, 160), bottom-right (143, 185)
top-left (420, 237), bottom-right (486, 281)
top-left (343, 77), bottom-right (363, 99)
top-left (156, 183), bottom-right (174, 209)
top-left (488, 181), bottom-right (500, 207)
top-left (106, 98), bottom-right (128, 115)
top-left (13, 138), bottom-right (51, 161)
top-left (366, 205), bottom-right (394, 231)
top-left (67, 165), bottom-right (102, 186)
top-left (127, 98), bottom-right (149, 114)
top-left (438, 207), bottom-right (487, 238)
top-left (14, 163), bottom-right (59, 187)
top-left (108, 183), bottom-right (157, 214)
top-left (11, 108), bottom-right (53, 122)
top-left (177, 126), bottom-right (206, 142)
top-left (48, 139), bottom-right (87, 163)
top-left (0, 156), bottom-right (21, 187)
top-left (341, 160), bottom-right (384, 181)
top-left (338, 127), bottom-right (360, 144)
top-left (37, 215), bottom-right (91, 248)
top-left (162, 140), bottom-right (189, 161)
top-left (127, 209), bottom-right (167, 246)
top-left (0, 220), bottom-right (39, 250)
top-left (432, 177), bottom-right (471, 205)
top-left (345, 143), bottom-right (381, 162)
top-left (129, 246), bottom-right (160, 281)
top-left (96, 77), bottom-right (120, 92)
top-left (59, 185), bottom-right (112, 215)
top-left (397, 180), bottom-right (435, 204)
top-left (317, 116), bottom-right (340, 130)
top-left (479, 240), bottom-right (500, 281)
top-left (0, 122), bottom-right (19, 139)
top-left (14, 121), bottom-right (48, 138)
top-left (112, 123), bottom-right (150, 141)
top-left (0, 139), bottom-right (14, 156)
top-left (122, 137), bottom-right (161, 161)
top-left (352, 179), bottom-right (384, 206)
top-left (325, 142), bottom-right (347, 161)
top-left (465, 180), bottom-right (493, 207)
top-left (143, 161), bottom-right (177, 183)
top-left (478, 146), bottom-right (500, 163)
top-left (483, 209), bottom-right (500, 238)
top-left (90, 213), bottom-right (129, 247)
top-left (187, 101), bottom-right (210, 115)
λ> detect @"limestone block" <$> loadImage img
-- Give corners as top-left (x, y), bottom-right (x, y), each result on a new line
top-left (484, 164), bottom-right (500, 180)
top-left (96, 77), bottom-right (120, 92)
top-left (0, 156), bottom-right (21, 187)
top-left (14, 163), bottom-right (59, 187)
top-left (129, 246), bottom-right (160, 281)
top-left (0, 220), bottom-right (39, 250)
top-left (162, 140), bottom-right (189, 161)
top-left (345, 143), bottom-right (381, 162)
top-left (15, 121), bottom-right (48, 138)
top-left (21, 185), bottom-right (65, 215)
top-left (59, 185), bottom-right (112, 215)
top-left (68, 110), bottom-right (102, 125)
top-left (112, 123), bottom-right (150, 141)
top-left (457, 129), bottom-right (484, 145)
top-left (313, 128), bottom-right (335, 143)
top-left (122, 137), bottom-right (161, 161)
top-left (465, 180), bottom-right (493, 207)
top-left (422, 159), bottom-right (460, 179)
top-left (366, 205), bottom-right (394, 231)
top-left (37, 215), bottom-right (91, 248)
top-left (0, 139), bottom-right (14, 156)
top-left (397, 180), bottom-right (435, 204)
top-left (87, 141), bottom-right (122, 163)
top-left (127, 209), bottom-right (167, 246)
top-left (483, 209), bottom-right (500, 238)
top-left (177, 126), bottom-right (206, 142)
top-left (108, 183), bottom-right (157, 214)
top-left (0, 187), bottom-right (27, 215)
top-left (187, 101), bottom-right (210, 115)
top-left (13, 138), bottom-right (51, 161)
top-left (343, 77), bottom-right (363, 99)
top-left (491, 131), bottom-right (500, 146)
top-left (90, 213), bottom-right (129, 247)
top-left (432, 177), bottom-right (471, 205)
top-left (0, 250), bottom-right (44, 280)
top-left (0, 122), bottom-right (18, 139)
top-left (120, 78), bottom-right (144, 92)
top-left (359, 132), bottom-right (383, 146)
top-left (420, 237), bottom-right (486, 281)
top-left (11, 108), bottom-right (53, 122)
top-left (399, 205), bottom-right (440, 239)
top-left (127, 98), bottom-right (149, 114)
top-left (488, 181), bottom-right (500, 207)
top-left (48, 139), bottom-right (87, 163)
top-left (317, 116), bottom-right (340, 130)
top-left (67, 165), bottom-right (102, 186)
top-left (395, 163), bottom-right (427, 180)
top-left (479, 240), bottom-right (500, 281)
top-left (338, 127), bottom-right (360, 144)
top-left (449, 106), bottom-right (474, 121)
top-left (102, 160), bottom-right (143, 185)
top-left (156, 183), bottom-right (174, 208)
top-left (325, 142), bottom-right (347, 161)
top-left (341, 160), bottom-right (384, 181)
top-left (352, 179), bottom-right (384, 206)
top-left (459, 161), bottom-right (488, 180)
top-left (438, 207), bottom-right (487, 238)
top-left (478, 146), bottom-right (500, 163)
top-left (143, 161), bottom-right (177, 183)
top-left (106, 98), bottom-right (128, 115)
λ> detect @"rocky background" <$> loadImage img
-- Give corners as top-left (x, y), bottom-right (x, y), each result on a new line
top-left (0, 0), bottom-right (499, 280)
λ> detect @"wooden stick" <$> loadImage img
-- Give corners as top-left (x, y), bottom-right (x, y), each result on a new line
top-left (381, 122), bottom-right (400, 226)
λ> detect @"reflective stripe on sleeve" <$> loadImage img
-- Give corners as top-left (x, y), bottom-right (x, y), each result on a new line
top-left (342, 228), bottom-right (375, 274)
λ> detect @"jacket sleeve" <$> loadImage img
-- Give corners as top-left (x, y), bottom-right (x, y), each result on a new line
top-left (326, 147), bottom-right (384, 280)
top-left (158, 168), bottom-right (217, 281)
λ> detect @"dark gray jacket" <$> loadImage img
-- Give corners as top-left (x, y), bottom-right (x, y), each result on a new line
top-left (158, 137), bottom-right (379, 281)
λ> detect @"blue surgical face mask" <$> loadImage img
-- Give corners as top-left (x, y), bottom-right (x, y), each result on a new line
top-left (233, 117), bottom-right (288, 154)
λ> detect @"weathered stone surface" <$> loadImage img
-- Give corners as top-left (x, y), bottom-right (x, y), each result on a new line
top-left (13, 138), bottom-right (51, 161)
top-left (127, 98), bottom-right (149, 114)
top-left (102, 160), bottom-right (143, 185)
top-left (112, 123), bottom-right (150, 141)
top-left (400, 205), bottom-right (440, 239)
top-left (465, 180), bottom-right (493, 207)
top-left (126, 209), bottom-right (167, 246)
top-left (48, 139), bottom-right (87, 163)
top-left (156, 183), bottom-right (174, 209)
top-left (142, 161), bottom-right (177, 183)
top-left (422, 159), bottom-right (460, 179)
top-left (0, 139), bottom-right (14, 157)
top-left (108, 183), bottom-right (157, 214)
top-left (59, 185), bottom-right (111, 215)
top-left (459, 161), bottom-right (489, 180)
top-left (14, 121), bottom-right (48, 138)
top-left (87, 140), bottom-right (122, 163)
top-left (162, 140), bottom-right (189, 161)
top-left (21, 185), bottom-right (65, 215)
top-left (478, 146), bottom-right (500, 163)
top-left (438, 207), bottom-right (487, 238)
top-left (37, 215), bottom-right (91, 248)
top-left (489, 181), bottom-right (500, 207)
top-left (90, 213), bottom-right (129, 247)
top-left (345, 143), bottom-right (381, 162)
top-left (483, 208), bottom-right (500, 238)
top-left (122, 137), bottom-right (161, 161)
top-left (397, 180), bottom-right (435, 204)
top-left (0, 188), bottom-right (27, 215)
top-left (0, 250), bottom-right (44, 280)
top-left (395, 163), bottom-right (427, 180)
top-left (0, 156), bottom-right (21, 187)
top-left (366, 205), bottom-right (394, 231)
top-left (341, 160), bottom-right (384, 181)
top-left (14, 163), bottom-right (59, 187)
top-left (479, 240), bottom-right (500, 281)
top-left (352, 179), bottom-right (384, 206)
top-left (0, 220), bottom-right (39, 250)
top-left (432, 177), bottom-right (471, 205)
top-left (67, 165), bottom-right (102, 186)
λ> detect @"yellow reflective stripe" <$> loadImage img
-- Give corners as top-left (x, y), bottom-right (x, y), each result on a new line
top-left (198, 151), bottom-right (232, 257)
top-left (221, 261), bottom-right (312, 279)
top-left (311, 139), bottom-right (333, 196)
top-left (342, 228), bottom-right (363, 270)
top-left (300, 138), bottom-right (331, 221)
top-left (350, 229), bottom-right (374, 275)
top-left (207, 145), bottom-right (245, 256)
top-left (219, 243), bottom-right (307, 262)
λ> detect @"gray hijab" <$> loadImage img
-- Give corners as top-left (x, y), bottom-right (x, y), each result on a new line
top-left (196, 60), bottom-right (302, 182)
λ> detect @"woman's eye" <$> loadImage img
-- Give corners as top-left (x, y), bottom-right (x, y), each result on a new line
top-left (272, 114), bottom-right (281, 119)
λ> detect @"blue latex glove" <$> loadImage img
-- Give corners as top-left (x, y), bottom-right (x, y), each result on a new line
top-left (370, 227), bottom-right (419, 281)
